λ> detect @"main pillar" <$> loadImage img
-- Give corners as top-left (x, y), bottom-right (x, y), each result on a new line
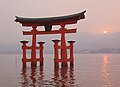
top-left (31, 26), bottom-right (37, 66)
top-left (60, 24), bottom-right (68, 67)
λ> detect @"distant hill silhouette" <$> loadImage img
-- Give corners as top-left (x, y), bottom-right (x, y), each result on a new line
top-left (0, 32), bottom-right (120, 54)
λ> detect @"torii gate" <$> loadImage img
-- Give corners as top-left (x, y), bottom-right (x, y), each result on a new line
top-left (15, 11), bottom-right (86, 68)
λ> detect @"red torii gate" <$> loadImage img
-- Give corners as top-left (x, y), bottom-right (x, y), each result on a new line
top-left (15, 11), bottom-right (86, 68)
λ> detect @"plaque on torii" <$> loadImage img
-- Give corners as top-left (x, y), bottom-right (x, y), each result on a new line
top-left (15, 11), bottom-right (86, 68)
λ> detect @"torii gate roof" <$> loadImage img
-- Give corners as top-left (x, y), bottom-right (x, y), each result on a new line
top-left (15, 10), bottom-right (86, 26)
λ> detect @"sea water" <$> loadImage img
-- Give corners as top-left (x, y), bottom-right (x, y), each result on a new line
top-left (0, 54), bottom-right (120, 87)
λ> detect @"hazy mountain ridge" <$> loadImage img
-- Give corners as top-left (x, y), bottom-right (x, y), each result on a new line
top-left (0, 32), bottom-right (120, 54)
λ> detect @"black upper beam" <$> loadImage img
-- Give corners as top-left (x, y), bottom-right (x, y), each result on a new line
top-left (15, 11), bottom-right (86, 26)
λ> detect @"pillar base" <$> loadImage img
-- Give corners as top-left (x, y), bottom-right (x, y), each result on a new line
top-left (40, 62), bottom-right (43, 67)
top-left (23, 62), bottom-right (26, 68)
top-left (61, 62), bottom-right (68, 67)
top-left (31, 62), bottom-right (37, 66)
top-left (70, 62), bottom-right (74, 66)
top-left (54, 62), bottom-right (59, 68)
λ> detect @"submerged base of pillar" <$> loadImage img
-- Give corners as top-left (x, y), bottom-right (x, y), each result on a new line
top-left (31, 62), bottom-right (37, 66)
top-left (70, 62), bottom-right (74, 66)
top-left (61, 62), bottom-right (68, 67)
top-left (23, 62), bottom-right (26, 67)
top-left (54, 62), bottom-right (59, 68)
top-left (40, 62), bottom-right (43, 67)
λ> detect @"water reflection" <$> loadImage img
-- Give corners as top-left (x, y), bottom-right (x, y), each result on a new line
top-left (21, 66), bottom-right (44, 87)
top-left (102, 55), bottom-right (111, 87)
top-left (20, 66), bottom-right (75, 87)
top-left (54, 66), bottom-right (75, 87)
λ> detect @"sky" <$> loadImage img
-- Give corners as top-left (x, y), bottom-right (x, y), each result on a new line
top-left (0, 0), bottom-right (120, 45)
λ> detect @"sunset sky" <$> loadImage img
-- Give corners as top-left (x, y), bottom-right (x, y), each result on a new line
top-left (0, 0), bottom-right (120, 45)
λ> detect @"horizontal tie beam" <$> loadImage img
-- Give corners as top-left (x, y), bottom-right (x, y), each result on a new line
top-left (23, 29), bottom-right (77, 35)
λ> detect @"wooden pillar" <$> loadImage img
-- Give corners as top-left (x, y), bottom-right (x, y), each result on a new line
top-left (37, 42), bottom-right (45, 67)
top-left (31, 26), bottom-right (37, 66)
top-left (68, 41), bottom-right (75, 66)
top-left (52, 40), bottom-right (60, 68)
top-left (60, 24), bottom-right (68, 67)
top-left (20, 41), bottom-right (29, 67)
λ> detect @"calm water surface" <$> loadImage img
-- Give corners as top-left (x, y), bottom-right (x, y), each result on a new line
top-left (0, 54), bottom-right (120, 87)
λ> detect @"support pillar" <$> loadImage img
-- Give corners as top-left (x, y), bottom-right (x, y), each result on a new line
top-left (31, 26), bottom-right (37, 66)
top-left (68, 41), bottom-right (75, 66)
top-left (20, 41), bottom-right (29, 67)
top-left (60, 24), bottom-right (68, 67)
top-left (37, 42), bottom-right (45, 67)
top-left (52, 40), bottom-right (60, 68)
